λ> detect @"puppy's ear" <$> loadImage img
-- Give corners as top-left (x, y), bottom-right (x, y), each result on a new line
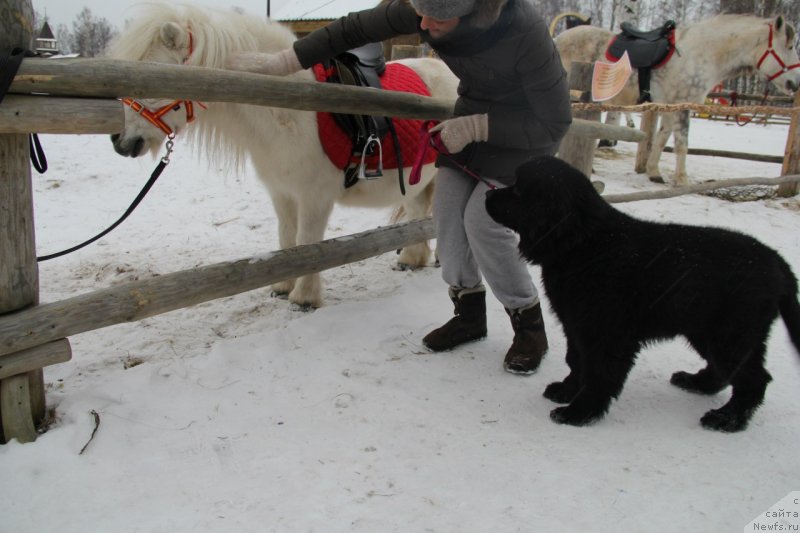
top-left (561, 159), bottom-right (610, 222)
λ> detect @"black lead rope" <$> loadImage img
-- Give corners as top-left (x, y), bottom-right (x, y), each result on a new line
top-left (29, 131), bottom-right (47, 173)
top-left (1, 48), bottom-right (48, 174)
top-left (1, 47), bottom-right (165, 261)
top-left (37, 136), bottom-right (175, 262)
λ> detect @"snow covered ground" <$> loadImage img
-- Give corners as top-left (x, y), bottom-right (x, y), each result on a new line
top-left (1, 118), bottom-right (799, 532)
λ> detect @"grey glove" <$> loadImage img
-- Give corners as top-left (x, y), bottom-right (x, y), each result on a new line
top-left (226, 48), bottom-right (302, 76)
top-left (430, 114), bottom-right (489, 154)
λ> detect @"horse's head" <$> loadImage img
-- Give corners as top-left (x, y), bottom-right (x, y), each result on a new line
top-left (106, 4), bottom-right (295, 158)
top-left (108, 15), bottom-right (203, 158)
top-left (756, 15), bottom-right (800, 94)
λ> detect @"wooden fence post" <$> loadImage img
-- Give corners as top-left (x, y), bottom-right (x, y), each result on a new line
top-left (558, 62), bottom-right (601, 177)
top-left (635, 110), bottom-right (658, 174)
top-left (0, 0), bottom-right (43, 444)
top-left (777, 91), bottom-right (800, 197)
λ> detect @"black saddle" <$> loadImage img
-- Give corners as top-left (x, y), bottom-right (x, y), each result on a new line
top-left (606, 20), bottom-right (677, 103)
top-left (325, 42), bottom-right (404, 192)
top-left (619, 20), bottom-right (676, 42)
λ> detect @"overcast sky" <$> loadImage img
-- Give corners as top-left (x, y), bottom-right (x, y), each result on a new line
top-left (33, 0), bottom-right (291, 29)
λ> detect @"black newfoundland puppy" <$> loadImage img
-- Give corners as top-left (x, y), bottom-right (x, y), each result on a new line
top-left (485, 156), bottom-right (800, 432)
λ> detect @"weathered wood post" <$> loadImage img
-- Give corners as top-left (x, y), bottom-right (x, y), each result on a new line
top-left (777, 91), bottom-right (800, 197)
top-left (558, 62), bottom-right (601, 177)
top-left (390, 45), bottom-right (424, 60)
top-left (634, 110), bottom-right (658, 174)
top-left (0, 0), bottom-right (55, 444)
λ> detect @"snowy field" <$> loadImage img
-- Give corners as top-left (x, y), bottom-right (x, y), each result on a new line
top-left (1, 117), bottom-right (799, 532)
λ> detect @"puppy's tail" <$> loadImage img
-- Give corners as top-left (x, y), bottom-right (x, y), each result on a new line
top-left (779, 272), bottom-right (800, 355)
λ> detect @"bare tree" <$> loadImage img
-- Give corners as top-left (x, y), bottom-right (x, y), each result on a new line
top-left (55, 24), bottom-right (73, 54)
top-left (611, 0), bottom-right (640, 29)
top-left (70, 7), bottom-right (117, 57)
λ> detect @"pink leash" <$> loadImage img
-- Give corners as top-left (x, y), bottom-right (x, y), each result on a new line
top-left (409, 121), bottom-right (497, 190)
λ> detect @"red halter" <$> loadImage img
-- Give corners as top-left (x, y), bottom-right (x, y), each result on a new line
top-left (756, 23), bottom-right (800, 82)
top-left (120, 30), bottom-right (206, 136)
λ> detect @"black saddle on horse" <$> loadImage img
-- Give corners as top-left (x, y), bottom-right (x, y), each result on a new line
top-left (606, 20), bottom-right (677, 103)
top-left (324, 42), bottom-right (404, 192)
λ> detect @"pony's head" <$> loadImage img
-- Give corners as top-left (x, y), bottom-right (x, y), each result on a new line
top-left (756, 15), bottom-right (800, 94)
top-left (107, 2), bottom-right (296, 158)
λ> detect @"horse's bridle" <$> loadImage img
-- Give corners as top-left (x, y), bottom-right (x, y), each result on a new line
top-left (756, 22), bottom-right (800, 82)
top-left (120, 30), bottom-right (205, 136)
top-left (121, 97), bottom-right (199, 136)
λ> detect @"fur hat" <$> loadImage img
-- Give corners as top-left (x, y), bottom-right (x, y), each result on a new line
top-left (409, 0), bottom-right (477, 20)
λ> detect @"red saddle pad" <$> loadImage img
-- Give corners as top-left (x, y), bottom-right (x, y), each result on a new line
top-left (313, 62), bottom-right (438, 172)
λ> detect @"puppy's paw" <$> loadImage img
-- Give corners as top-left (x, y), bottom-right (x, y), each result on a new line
top-left (700, 408), bottom-right (750, 433)
top-left (543, 381), bottom-right (578, 404)
top-left (549, 405), bottom-right (602, 427)
top-left (670, 371), bottom-right (727, 395)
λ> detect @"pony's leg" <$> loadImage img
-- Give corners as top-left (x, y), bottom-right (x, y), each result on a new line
top-left (671, 110), bottom-right (691, 186)
top-left (395, 180), bottom-right (434, 269)
top-left (288, 199), bottom-right (336, 309)
top-left (270, 192), bottom-right (299, 297)
top-left (625, 113), bottom-right (636, 128)
top-left (598, 112), bottom-right (621, 148)
top-left (645, 112), bottom-right (676, 184)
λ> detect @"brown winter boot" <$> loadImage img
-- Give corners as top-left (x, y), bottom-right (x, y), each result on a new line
top-left (504, 303), bottom-right (548, 375)
top-left (422, 286), bottom-right (487, 352)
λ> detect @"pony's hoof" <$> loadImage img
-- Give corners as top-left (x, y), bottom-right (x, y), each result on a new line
top-left (392, 262), bottom-right (418, 272)
top-left (648, 175), bottom-right (666, 184)
top-left (393, 261), bottom-right (430, 272)
top-left (289, 302), bottom-right (316, 313)
top-left (270, 291), bottom-right (289, 300)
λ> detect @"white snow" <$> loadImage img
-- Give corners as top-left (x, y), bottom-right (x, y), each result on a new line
top-left (1, 118), bottom-right (799, 532)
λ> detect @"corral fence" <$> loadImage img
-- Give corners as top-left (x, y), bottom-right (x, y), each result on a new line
top-left (564, 61), bottom-right (800, 196)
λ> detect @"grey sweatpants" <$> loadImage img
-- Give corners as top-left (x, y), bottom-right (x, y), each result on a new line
top-left (433, 166), bottom-right (539, 311)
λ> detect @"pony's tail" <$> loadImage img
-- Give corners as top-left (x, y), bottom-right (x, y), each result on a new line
top-left (779, 265), bottom-right (800, 355)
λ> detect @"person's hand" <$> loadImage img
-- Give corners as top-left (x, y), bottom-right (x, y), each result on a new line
top-left (226, 48), bottom-right (302, 76)
top-left (430, 114), bottom-right (488, 154)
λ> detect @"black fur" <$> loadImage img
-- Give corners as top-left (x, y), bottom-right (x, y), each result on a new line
top-left (485, 155), bottom-right (800, 432)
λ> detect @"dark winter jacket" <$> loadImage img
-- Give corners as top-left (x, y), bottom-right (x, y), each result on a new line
top-left (293, 0), bottom-right (572, 179)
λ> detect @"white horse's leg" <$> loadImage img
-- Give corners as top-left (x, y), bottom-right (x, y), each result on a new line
top-left (646, 112), bottom-right (676, 184)
top-left (671, 110), bottom-right (691, 186)
top-left (270, 191), bottom-right (299, 297)
top-left (598, 112), bottom-right (621, 148)
top-left (288, 198), bottom-right (336, 308)
top-left (395, 180), bottom-right (434, 269)
top-left (625, 113), bottom-right (636, 128)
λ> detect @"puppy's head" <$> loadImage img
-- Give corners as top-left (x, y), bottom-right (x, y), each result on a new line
top-left (486, 155), bottom-right (610, 264)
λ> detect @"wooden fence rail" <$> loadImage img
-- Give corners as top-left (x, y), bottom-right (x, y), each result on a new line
top-left (4, 58), bottom-right (644, 142)
top-left (0, 220), bottom-right (435, 359)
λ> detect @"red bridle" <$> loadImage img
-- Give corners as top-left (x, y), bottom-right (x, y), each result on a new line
top-left (120, 30), bottom-right (206, 136)
top-left (756, 22), bottom-right (800, 82)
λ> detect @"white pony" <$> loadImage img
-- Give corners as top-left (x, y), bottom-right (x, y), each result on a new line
top-left (107, 3), bottom-right (459, 308)
top-left (555, 14), bottom-right (800, 185)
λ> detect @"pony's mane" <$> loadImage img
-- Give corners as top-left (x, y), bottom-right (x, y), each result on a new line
top-left (107, 2), bottom-right (297, 66)
top-left (684, 12), bottom-right (796, 42)
top-left (107, 2), bottom-right (301, 171)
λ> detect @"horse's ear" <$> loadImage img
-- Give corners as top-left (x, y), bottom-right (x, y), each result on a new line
top-left (774, 15), bottom-right (784, 33)
top-left (160, 22), bottom-right (187, 51)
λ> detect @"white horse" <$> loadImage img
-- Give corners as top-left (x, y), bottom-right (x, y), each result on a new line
top-left (555, 14), bottom-right (800, 185)
top-left (107, 3), bottom-right (459, 309)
